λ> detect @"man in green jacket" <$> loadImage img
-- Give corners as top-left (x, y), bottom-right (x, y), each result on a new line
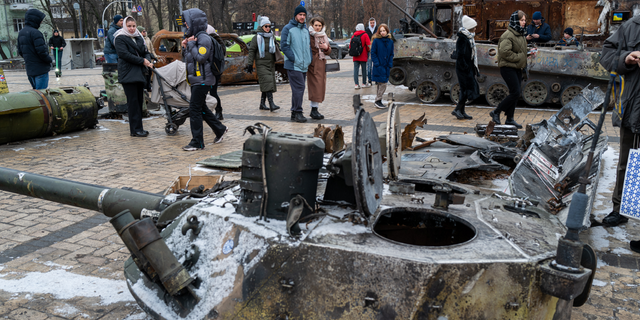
top-left (281, 5), bottom-right (312, 123)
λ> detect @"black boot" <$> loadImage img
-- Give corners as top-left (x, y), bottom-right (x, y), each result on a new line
top-left (215, 106), bottom-right (224, 120)
top-left (505, 118), bottom-right (523, 129)
top-left (490, 110), bottom-right (501, 124)
top-left (267, 92), bottom-right (280, 111)
top-left (292, 111), bottom-right (307, 123)
top-left (310, 107), bottom-right (324, 120)
top-left (602, 211), bottom-right (629, 227)
top-left (630, 240), bottom-right (640, 254)
top-left (259, 92), bottom-right (269, 110)
top-left (451, 108), bottom-right (464, 120)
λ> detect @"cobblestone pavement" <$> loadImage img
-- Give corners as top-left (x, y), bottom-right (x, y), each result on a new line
top-left (0, 63), bottom-right (638, 319)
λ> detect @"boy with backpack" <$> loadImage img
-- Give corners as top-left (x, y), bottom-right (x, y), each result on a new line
top-left (181, 8), bottom-right (227, 151)
top-left (350, 23), bottom-right (371, 89)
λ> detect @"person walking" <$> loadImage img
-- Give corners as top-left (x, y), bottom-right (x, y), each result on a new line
top-left (370, 24), bottom-right (394, 109)
top-left (365, 18), bottom-right (378, 87)
top-left (247, 17), bottom-right (282, 114)
top-left (350, 23), bottom-right (371, 89)
top-left (105, 15), bottom-right (123, 64)
top-left (114, 16), bottom-right (154, 138)
top-left (281, 5), bottom-right (312, 123)
top-left (17, 9), bottom-right (52, 90)
top-left (451, 16), bottom-right (479, 120)
top-left (181, 8), bottom-right (227, 151)
top-left (489, 10), bottom-right (528, 129)
top-left (207, 25), bottom-right (226, 120)
top-left (307, 16), bottom-right (331, 120)
top-left (48, 29), bottom-right (66, 70)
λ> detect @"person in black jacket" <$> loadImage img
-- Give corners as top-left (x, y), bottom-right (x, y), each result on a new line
top-left (526, 11), bottom-right (552, 43)
top-left (114, 16), bottom-right (154, 137)
top-left (451, 15), bottom-right (479, 120)
top-left (48, 30), bottom-right (66, 71)
top-left (17, 9), bottom-right (52, 90)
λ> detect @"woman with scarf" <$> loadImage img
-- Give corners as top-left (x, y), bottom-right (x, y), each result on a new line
top-left (247, 17), bottom-right (282, 112)
top-left (489, 10), bottom-right (528, 129)
top-left (370, 24), bottom-right (394, 109)
top-left (451, 16), bottom-right (479, 120)
top-left (114, 16), bottom-right (154, 137)
top-left (307, 17), bottom-right (331, 120)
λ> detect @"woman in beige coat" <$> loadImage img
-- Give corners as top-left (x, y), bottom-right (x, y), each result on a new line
top-left (307, 17), bottom-right (331, 120)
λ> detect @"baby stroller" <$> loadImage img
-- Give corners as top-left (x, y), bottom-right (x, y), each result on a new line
top-left (150, 61), bottom-right (218, 135)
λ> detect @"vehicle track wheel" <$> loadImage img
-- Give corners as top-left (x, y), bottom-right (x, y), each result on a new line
top-left (561, 85), bottom-right (583, 106)
top-left (165, 123), bottom-right (179, 136)
top-left (486, 83), bottom-right (509, 108)
top-left (389, 67), bottom-right (406, 86)
top-left (522, 81), bottom-right (549, 106)
top-left (416, 81), bottom-right (440, 104)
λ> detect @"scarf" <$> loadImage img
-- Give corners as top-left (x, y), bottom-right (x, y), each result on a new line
top-left (113, 16), bottom-right (142, 39)
top-left (459, 27), bottom-right (479, 75)
top-left (508, 11), bottom-right (527, 36)
top-left (368, 21), bottom-right (376, 35)
top-left (257, 31), bottom-right (275, 58)
top-left (308, 26), bottom-right (328, 60)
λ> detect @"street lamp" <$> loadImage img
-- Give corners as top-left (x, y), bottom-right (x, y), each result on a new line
top-left (73, 2), bottom-right (82, 38)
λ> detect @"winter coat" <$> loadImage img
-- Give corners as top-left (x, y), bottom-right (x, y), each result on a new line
top-left (48, 32), bottom-right (66, 49)
top-left (558, 37), bottom-right (580, 47)
top-left (143, 36), bottom-right (156, 59)
top-left (307, 33), bottom-right (331, 102)
top-left (365, 25), bottom-right (378, 42)
top-left (115, 35), bottom-right (151, 84)
top-left (281, 19), bottom-right (312, 72)
top-left (104, 22), bottom-right (121, 55)
top-left (17, 9), bottom-right (52, 77)
top-left (526, 20), bottom-right (552, 43)
top-left (497, 26), bottom-right (527, 69)
top-left (455, 32), bottom-right (480, 100)
top-left (350, 31), bottom-right (371, 62)
top-left (602, 15), bottom-right (640, 131)
top-left (248, 34), bottom-right (281, 93)
top-left (370, 34), bottom-right (394, 83)
top-left (183, 8), bottom-right (217, 86)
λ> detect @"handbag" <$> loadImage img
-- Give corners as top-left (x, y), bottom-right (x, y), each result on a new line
top-left (325, 58), bottom-right (340, 72)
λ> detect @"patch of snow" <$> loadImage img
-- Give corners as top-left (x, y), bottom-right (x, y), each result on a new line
top-left (588, 226), bottom-right (611, 251)
top-left (192, 165), bottom-right (222, 173)
top-left (611, 247), bottom-right (634, 255)
top-left (123, 313), bottom-right (150, 320)
top-left (42, 261), bottom-right (73, 270)
top-left (55, 304), bottom-right (79, 317)
top-left (592, 279), bottom-right (608, 287)
top-left (491, 178), bottom-right (510, 194)
top-left (593, 148), bottom-right (618, 219)
top-left (46, 135), bottom-right (79, 141)
top-left (12, 148), bottom-right (25, 152)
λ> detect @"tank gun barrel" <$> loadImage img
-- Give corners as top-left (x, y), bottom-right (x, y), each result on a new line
top-left (386, 0), bottom-right (437, 38)
top-left (0, 167), bottom-right (166, 218)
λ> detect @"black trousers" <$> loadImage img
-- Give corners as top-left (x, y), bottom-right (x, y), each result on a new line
top-left (189, 85), bottom-right (226, 148)
top-left (209, 75), bottom-right (222, 111)
top-left (613, 126), bottom-right (638, 212)
top-left (494, 67), bottom-right (522, 119)
top-left (288, 70), bottom-right (306, 112)
top-left (122, 82), bottom-right (144, 134)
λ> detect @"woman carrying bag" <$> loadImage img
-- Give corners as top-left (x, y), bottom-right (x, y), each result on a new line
top-left (307, 17), bottom-right (331, 120)
top-left (370, 24), bottom-right (394, 109)
top-left (247, 16), bottom-right (281, 112)
top-left (114, 16), bottom-right (154, 137)
top-left (451, 15), bottom-right (480, 120)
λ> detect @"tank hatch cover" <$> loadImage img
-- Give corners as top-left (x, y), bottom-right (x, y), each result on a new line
top-left (352, 108), bottom-right (383, 217)
top-left (386, 102), bottom-right (401, 180)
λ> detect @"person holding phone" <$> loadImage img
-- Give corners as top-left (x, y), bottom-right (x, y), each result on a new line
top-left (307, 16), bottom-right (331, 120)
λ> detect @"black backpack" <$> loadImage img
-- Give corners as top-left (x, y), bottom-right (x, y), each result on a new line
top-left (349, 34), bottom-right (365, 57)
top-left (196, 31), bottom-right (226, 76)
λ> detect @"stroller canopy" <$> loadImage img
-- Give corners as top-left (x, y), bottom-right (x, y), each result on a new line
top-left (151, 60), bottom-right (217, 108)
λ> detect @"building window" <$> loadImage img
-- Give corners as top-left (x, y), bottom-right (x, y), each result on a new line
top-left (11, 0), bottom-right (27, 3)
top-left (13, 19), bottom-right (24, 32)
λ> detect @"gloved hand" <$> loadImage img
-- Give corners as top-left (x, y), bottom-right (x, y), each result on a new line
top-left (244, 64), bottom-right (254, 74)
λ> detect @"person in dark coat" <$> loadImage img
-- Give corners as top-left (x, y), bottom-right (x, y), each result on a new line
top-left (114, 16), bottom-right (154, 137)
top-left (105, 15), bottom-right (123, 63)
top-left (599, 15), bottom-right (640, 233)
top-left (247, 16), bottom-right (282, 113)
top-left (451, 16), bottom-right (479, 120)
top-left (207, 24), bottom-right (225, 120)
top-left (558, 27), bottom-right (579, 46)
top-left (48, 29), bottom-right (66, 71)
top-left (370, 24), bottom-right (394, 109)
top-left (365, 18), bottom-right (378, 86)
top-left (307, 16), bottom-right (331, 119)
top-left (17, 9), bottom-right (52, 90)
top-left (526, 11), bottom-right (551, 43)
top-left (181, 8), bottom-right (228, 151)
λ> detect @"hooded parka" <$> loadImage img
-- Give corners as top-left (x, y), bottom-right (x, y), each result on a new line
top-left (248, 33), bottom-right (281, 93)
top-left (17, 9), bottom-right (52, 77)
top-left (183, 9), bottom-right (216, 86)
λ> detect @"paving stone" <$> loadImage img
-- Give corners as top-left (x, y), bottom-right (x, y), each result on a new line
top-left (7, 308), bottom-right (48, 320)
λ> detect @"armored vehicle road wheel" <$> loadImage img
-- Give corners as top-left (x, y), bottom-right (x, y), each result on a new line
top-left (486, 83), bottom-right (509, 108)
top-left (523, 81), bottom-right (549, 106)
top-left (165, 123), bottom-right (179, 135)
top-left (450, 83), bottom-right (460, 104)
top-left (416, 81), bottom-right (440, 104)
top-left (389, 67), bottom-right (406, 86)
top-left (561, 85), bottom-right (583, 106)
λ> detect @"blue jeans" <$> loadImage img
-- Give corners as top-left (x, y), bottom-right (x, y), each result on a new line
top-left (353, 61), bottom-right (367, 85)
top-left (105, 53), bottom-right (118, 64)
top-left (367, 55), bottom-right (373, 84)
top-left (28, 73), bottom-right (49, 90)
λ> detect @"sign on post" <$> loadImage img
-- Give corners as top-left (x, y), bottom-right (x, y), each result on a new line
top-left (232, 22), bottom-right (243, 30)
top-left (97, 28), bottom-right (104, 38)
top-left (175, 15), bottom-right (183, 27)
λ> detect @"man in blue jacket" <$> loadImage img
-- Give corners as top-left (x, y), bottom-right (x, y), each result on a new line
top-left (104, 15), bottom-right (123, 63)
top-left (281, 5), bottom-right (312, 123)
top-left (17, 9), bottom-right (52, 90)
top-left (526, 11), bottom-right (552, 43)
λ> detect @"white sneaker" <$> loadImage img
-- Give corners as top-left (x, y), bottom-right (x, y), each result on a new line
top-left (355, 84), bottom-right (361, 90)
top-left (364, 83), bottom-right (372, 88)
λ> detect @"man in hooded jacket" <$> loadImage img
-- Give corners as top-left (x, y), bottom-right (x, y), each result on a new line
top-left (48, 29), bottom-right (66, 70)
top-left (17, 9), bottom-right (52, 90)
top-left (105, 15), bottom-right (123, 63)
top-left (281, 5), bottom-right (312, 123)
top-left (181, 8), bottom-right (227, 151)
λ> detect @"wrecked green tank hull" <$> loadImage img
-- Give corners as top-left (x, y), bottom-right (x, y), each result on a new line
top-left (102, 63), bottom-right (148, 114)
top-left (0, 86), bottom-right (99, 144)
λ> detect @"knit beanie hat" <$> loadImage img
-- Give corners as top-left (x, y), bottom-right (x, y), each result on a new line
top-left (532, 11), bottom-right (542, 20)
top-left (137, 26), bottom-right (145, 32)
top-left (260, 16), bottom-right (271, 27)
top-left (461, 15), bottom-right (477, 30)
top-left (356, 23), bottom-right (365, 31)
top-left (564, 27), bottom-right (573, 36)
top-left (114, 15), bottom-right (123, 24)
top-left (294, 5), bottom-right (307, 17)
